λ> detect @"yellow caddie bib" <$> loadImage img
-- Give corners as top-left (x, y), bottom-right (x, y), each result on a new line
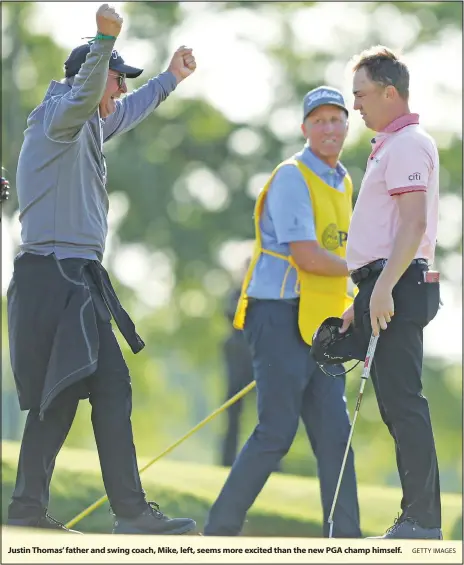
top-left (233, 158), bottom-right (354, 345)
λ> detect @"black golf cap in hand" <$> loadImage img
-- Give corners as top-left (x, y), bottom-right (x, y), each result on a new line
top-left (64, 45), bottom-right (143, 79)
top-left (311, 317), bottom-right (367, 366)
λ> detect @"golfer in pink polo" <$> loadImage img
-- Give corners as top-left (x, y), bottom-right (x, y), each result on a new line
top-left (340, 46), bottom-right (442, 539)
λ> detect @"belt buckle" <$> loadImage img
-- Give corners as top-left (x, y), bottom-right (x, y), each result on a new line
top-left (351, 267), bottom-right (365, 284)
top-left (350, 270), bottom-right (359, 284)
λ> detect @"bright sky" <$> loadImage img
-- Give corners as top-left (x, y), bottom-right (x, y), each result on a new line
top-left (2, 2), bottom-right (462, 361)
top-left (28, 1), bottom-right (462, 136)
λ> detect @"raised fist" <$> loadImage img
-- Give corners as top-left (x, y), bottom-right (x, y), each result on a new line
top-left (96, 4), bottom-right (123, 38)
top-left (1, 176), bottom-right (10, 203)
top-left (167, 46), bottom-right (196, 84)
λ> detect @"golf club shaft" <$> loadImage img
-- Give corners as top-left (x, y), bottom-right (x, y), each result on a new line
top-left (327, 333), bottom-right (379, 538)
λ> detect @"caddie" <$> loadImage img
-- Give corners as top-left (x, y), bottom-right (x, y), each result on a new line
top-left (204, 86), bottom-right (361, 538)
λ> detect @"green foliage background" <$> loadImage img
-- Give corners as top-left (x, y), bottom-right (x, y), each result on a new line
top-left (1, 0), bottom-right (462, 525)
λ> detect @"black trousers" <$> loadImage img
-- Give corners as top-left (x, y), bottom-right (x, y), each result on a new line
top-left (8, 281), bottom-right (148, 521)
top-left (221, 331), bottom-right (254, 467)
top-left (353, 263), bottom-right (441, 528)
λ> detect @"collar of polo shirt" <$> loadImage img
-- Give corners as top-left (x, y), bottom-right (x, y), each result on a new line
top-left (381, 113), bottom-right (420, 133)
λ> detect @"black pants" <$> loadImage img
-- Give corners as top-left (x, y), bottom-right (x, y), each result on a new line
top-left (353, 263), bottom-right (441, 528)
top-left (8, 283), bottom-right (148, 521)
top-left (221, 331), bottom-right (254, 467)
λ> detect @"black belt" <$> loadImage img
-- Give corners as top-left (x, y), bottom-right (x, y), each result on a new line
top-left (248, 297), bottom-right (299, 306)
top-left (350, 258), bottom-right (428, 285)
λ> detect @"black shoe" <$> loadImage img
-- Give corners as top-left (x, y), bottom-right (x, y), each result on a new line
top-left (367, 515), bottom-right (442, 540)
top-left (113, 501), bottom-right (196, 535)
top-left (7, 513), bottom-right (82, 534)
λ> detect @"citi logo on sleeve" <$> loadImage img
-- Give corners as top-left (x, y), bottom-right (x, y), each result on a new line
top-left (408, 172), bottom-right (421, 181)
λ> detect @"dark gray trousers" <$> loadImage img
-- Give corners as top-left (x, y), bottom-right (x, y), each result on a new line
top-left (221, 331), bottom-right (254, 467)
top-left (8, 258), bottom-right (147, 520)
top-left (205, 299), bottom-right (361, 537)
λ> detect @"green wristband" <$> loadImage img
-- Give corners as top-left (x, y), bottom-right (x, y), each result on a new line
top-left (84, 33), bottom-right (116, 44)
top-left (96, 32), bottom-right (116, 40)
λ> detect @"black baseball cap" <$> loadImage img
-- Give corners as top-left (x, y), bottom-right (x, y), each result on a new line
top-left (64, 44), bottom-right (143, 79)
top-left (311, 317), bottom-right (366, 366)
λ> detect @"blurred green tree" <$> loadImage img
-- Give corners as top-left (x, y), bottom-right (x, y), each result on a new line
top-left (1, 1), bottom-right (461, 494)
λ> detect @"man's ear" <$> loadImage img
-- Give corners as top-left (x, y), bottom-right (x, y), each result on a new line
top-left (301, 122), bottom-right (307, 138)
top-left (385, 85), bottom-right (396, 100)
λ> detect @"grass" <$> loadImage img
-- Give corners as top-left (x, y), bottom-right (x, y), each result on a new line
top-left (2, 440), bottom-right (462, 539)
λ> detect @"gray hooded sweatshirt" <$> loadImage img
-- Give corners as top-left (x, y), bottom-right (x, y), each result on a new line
top-left (16, 38), bottom-right (177, 261)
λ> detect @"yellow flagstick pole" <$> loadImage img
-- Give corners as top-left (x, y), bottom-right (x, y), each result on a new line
top-left (65, 380), bottom-right (256, 529)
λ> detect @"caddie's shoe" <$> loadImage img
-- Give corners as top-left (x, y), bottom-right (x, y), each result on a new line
top-left (7, 513), bottom-right (82, 534)
top-left (367, 516), bottom-right (442, 540)
top-left (113, 501), bottom-right (196, 535)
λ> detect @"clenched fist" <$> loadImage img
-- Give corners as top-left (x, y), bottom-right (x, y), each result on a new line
top-left (96, 4), bottom-right (123, 38)
top-left (167, 46), bottom-right (196, 84)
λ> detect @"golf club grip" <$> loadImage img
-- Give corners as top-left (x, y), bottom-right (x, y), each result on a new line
top-left (362, 334), bottom-right (379, 378)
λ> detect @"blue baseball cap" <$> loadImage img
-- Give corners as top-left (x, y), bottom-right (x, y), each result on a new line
top-left (64, 44), bottom-right (143, 79)
top-left (303, 86), bottom-right (348, 121)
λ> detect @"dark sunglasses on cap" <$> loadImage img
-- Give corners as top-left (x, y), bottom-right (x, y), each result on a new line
top-left (109, 72), bottom-right (126, 88)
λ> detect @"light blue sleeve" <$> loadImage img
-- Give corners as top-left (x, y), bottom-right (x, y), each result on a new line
top-left (102, 72), bottom-right (177, 142)
top-left (267, 164), bottom-right (316, 244)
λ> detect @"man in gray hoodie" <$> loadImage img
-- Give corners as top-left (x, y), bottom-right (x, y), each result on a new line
top-left (7, 4), bottom-right (197, 535)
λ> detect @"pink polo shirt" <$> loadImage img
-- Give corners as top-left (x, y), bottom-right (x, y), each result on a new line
top-left (346, 113), bottom-right (439, 271)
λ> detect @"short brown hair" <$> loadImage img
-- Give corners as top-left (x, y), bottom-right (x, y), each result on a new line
top-left (352, 45), bottom-right (409, 100)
